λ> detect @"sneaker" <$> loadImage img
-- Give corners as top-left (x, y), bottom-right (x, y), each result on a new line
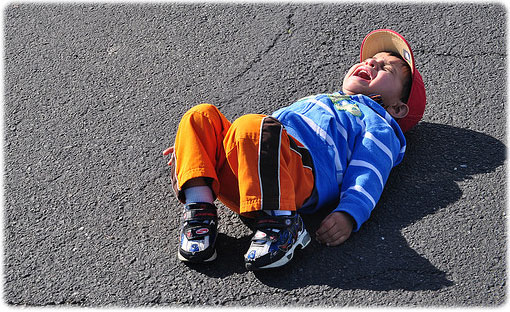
top-left (244, 212), bottom-right (311, 270)
top-left (177, 202), bottom-right (218, 263)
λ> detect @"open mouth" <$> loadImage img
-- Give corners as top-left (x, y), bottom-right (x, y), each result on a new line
top-left (353, 67), bottom-right (372, 81)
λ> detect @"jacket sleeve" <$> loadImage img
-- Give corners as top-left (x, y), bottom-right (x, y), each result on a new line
top-left (333, 124), bottom-right (402, 231)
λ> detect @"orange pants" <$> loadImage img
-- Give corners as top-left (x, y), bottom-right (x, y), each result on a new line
top-left (170, 104), bottom-right (314, 216)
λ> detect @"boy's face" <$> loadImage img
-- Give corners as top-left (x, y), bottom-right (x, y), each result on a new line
top-left (342, 52), bottom-right (410, 111)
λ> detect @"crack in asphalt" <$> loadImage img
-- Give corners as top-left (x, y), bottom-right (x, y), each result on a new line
top-left (229, 11), bottom-right (295, 84)
top-left (220, 11), bottom-right (296, 110)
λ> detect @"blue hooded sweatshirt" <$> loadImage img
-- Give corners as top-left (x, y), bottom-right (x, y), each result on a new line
top-left (272, 92), bottom-right (406, 231)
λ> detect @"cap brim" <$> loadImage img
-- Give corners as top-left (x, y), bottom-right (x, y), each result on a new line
top-left (360, 29), bottom-right (415, 73)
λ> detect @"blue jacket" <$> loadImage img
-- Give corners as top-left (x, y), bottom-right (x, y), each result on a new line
top-left (272, 92), bottom-right (406, 231)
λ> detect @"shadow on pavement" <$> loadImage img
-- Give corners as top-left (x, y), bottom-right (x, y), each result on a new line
top-left (181, 233), bottom-right (252, 277)
top-left (188, 122), bottom-right (506, 291)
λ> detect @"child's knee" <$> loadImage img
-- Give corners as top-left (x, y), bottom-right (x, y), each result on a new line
top-left (229, 114), bottom-right (265, 139)
top-left (186, 103), bottom-right (218, 116)
top-left (181, 103), bottom-right (222, 126)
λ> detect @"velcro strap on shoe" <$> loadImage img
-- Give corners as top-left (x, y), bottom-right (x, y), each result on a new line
top-left (183, 203), bottom-right (218, 222)
top-left (251, 229), bottom-right (279, 243)
top-left (254, 215), bottom-right (293, 230)
top-left (184, 225), bottom-right (214, 240)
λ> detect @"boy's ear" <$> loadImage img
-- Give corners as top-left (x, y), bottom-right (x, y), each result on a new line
top-left (386, 100), bottom-right (409, 119)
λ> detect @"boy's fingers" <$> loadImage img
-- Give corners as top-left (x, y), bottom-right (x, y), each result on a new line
top-left (163, 146), bottom-right (175, 166)
top-left (316, 214), bottom-right (335, 236)
top-left (316, 224), bottom-right (343, 244)
top-left (162, 146), bottom-right (174, 156)
top-left (316, 225), bottom-right (350, 246)
top-left (319, 230), bottom-right (347, 247)
top-left (322, 226), bottom-right (344, 242)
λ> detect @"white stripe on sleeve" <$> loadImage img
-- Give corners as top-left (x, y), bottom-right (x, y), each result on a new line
top-left (347, 185), bottom-right (376, 208)
top-left (349, 159), bottom-right (384, 190)
top-left (364, 131), bottom-right (394, 165)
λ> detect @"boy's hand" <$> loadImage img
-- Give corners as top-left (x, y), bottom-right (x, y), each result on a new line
top-left (163, 146), bottom-right (175, 165)
top-left (315, 211), bottom-right (354, 247)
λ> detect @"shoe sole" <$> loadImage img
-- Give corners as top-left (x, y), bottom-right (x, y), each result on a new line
top-left (255, 228), bottom-right (311, 270)
top-left (177, 249), bottom-right (217, 263)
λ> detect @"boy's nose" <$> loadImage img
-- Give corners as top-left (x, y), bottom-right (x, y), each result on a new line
top-left (365, 58), bottom-right (379, 69)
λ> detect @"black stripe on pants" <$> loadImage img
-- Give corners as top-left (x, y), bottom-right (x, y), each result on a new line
top-left (258, 116), bottom-right (283, 211)
top-left (288, 135), bottom-right (314, 170)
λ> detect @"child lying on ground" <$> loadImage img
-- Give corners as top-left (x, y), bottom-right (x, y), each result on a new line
top-left (163, 29), bottom-right (426, 271)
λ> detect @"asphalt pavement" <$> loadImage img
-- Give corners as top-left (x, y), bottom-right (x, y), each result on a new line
top-left (3, 2), bottom-right (507, 307)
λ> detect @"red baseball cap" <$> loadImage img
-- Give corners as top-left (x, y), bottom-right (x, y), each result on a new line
top-left (360, 29), bottom-right (426, 133)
